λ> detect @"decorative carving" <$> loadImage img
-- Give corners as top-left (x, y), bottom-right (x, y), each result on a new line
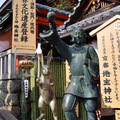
top-left (92, 0), bottom-right (101, 10)
top-left (87, 0), bottom-right (110, 14)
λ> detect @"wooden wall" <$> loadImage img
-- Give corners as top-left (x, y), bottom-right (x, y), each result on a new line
top-left (0, 29), bottom-right (12, 52)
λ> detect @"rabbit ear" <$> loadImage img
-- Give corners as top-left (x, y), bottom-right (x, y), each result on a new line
top-left (40, 53), bottom-right (44, 67)
top-left (47, 50), bottom-right (53, 65)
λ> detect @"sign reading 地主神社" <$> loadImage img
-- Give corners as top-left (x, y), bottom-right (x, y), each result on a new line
top-left (90, 15), bottom-right (120, 108)
top-left (12, 0), bottom-right (36, 54)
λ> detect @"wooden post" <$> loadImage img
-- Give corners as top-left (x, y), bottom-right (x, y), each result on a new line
top-left (30, 60), bottom-right (39, 120)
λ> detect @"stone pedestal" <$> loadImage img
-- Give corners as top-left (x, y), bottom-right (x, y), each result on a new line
top-left (0, 79), bottom-right (21, 118)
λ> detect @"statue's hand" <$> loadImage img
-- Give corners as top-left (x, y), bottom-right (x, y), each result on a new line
top-left (50, 82), bottom-right (54, 86)
top-left (47, 11), bottom-right (56, 30)
top-left (83, 58), bottom-right (88, 66)
top-left (36, 77), bottom-right (40, 82)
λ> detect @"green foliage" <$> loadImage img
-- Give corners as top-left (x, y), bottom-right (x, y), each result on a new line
top-left (52, 0), bottom-right (77, 12)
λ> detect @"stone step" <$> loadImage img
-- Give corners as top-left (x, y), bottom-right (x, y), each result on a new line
top-left (0, 106), bottom-right (17, 120)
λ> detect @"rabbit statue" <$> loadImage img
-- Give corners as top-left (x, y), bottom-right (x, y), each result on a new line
top-left (36, 49), bottom-right (58, 120)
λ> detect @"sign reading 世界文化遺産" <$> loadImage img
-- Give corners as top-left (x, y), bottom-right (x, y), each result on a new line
top-left (12, 0), bottom-right (36, 54)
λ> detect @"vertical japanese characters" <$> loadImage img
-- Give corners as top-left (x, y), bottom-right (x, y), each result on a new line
top-left (98, 23), bottom-right (120, 108)
top-left (12, 0), bottom-right (36, 53)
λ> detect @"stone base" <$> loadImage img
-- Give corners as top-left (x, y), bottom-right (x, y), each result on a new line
top-left (0, 106), bottom-right (17, 120)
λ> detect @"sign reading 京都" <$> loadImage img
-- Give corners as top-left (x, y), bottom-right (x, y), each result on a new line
top-left (12, 0), bottom-right (36, 54)
top-left (90, 15), bottom-right (120, 108)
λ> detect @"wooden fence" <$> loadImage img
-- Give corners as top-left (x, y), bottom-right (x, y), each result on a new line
top-left (30, 59), bottom-right (86, 120)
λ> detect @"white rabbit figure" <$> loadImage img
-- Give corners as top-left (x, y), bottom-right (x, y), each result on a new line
top-left (36, 50), bottom-right (58, 120)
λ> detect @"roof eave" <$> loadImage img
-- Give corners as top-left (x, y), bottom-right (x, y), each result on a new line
top-left (36, 3), bottom-right (71, 16)
top-left (64, 0), bottom-right (93, 27)
top-left (58, 5), bottom-right (120, 38)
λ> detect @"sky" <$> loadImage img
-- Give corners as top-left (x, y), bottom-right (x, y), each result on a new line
top-left (0, 0), bottom-right (6, 7)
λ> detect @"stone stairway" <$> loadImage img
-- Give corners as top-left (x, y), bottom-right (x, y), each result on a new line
top-left (0, 107), bottom-right (17, 120)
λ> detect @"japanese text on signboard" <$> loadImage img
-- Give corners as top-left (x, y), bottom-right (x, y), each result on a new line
top-left (98, 20), bottom-right (120, 108)
top-left (12, 0), bottom-right (36, 54)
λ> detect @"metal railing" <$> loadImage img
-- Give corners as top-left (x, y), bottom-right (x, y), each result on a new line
top-left (0, 49), bottom-right (16, 80)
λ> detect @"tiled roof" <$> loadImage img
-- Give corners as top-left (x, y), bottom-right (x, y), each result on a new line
top-left (0, 2), bottom-right (70, 30)
top-left (58, 5), bottom-right (120, 38)
top-left (36, 3), bottom-right (71, 16)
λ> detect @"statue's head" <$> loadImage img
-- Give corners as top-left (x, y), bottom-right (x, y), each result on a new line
top-left (71, 28), bottom-right (87, 45)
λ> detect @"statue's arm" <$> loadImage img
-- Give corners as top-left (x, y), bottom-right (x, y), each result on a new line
top-left (40, 24), bottom-right (71, 60)
top-left (40, 11), bottom-right (71, 60)
top-left (87, 46), bottom-right (99, 77)
top-left (54, 39), bottom-right (71, 60)
top-left (88, 46), bottom-right (99, 63)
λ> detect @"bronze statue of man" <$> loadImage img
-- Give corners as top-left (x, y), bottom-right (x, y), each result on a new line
top-left (40, 11), bottom-right (99, 120)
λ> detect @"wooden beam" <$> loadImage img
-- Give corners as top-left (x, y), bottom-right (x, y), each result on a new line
top-left (36, 21), bottom-right (49, 26)
top-left (104, 0), bottom-right (120, 4)
top-left (36, 16), bottom-right (48, 22)
top-left (36, 16), bottom-right (64, 26)
top-left (37, 9), bottom-right (69, 20)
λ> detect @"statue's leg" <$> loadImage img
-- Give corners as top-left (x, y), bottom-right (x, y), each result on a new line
top-left (36, 96), bottom-right (45, 120)
top-left (62, 94), bottom-right (79, 120)
top-left (49, 98), bottom-right (58, 120)
top-left (83, 98), bottom-right (98, 120)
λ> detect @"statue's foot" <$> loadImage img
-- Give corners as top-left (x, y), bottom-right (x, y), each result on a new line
top-left (53, 116), bottom-right (58, 120)
top-left (36, 113), bottom-right (45, 120)
top-left (36, 118), bottom-right (40, 120)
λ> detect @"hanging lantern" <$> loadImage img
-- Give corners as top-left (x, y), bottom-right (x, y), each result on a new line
top-left (19, 57), bottom-right (34, 69)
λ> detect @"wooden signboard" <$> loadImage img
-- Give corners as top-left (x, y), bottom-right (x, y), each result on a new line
top-left (90, 15), bottom-right (120, 108)
top-left (115, 110), bottom-right (120, 120)
top-left (12, 0), bottom-right (36, 54)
